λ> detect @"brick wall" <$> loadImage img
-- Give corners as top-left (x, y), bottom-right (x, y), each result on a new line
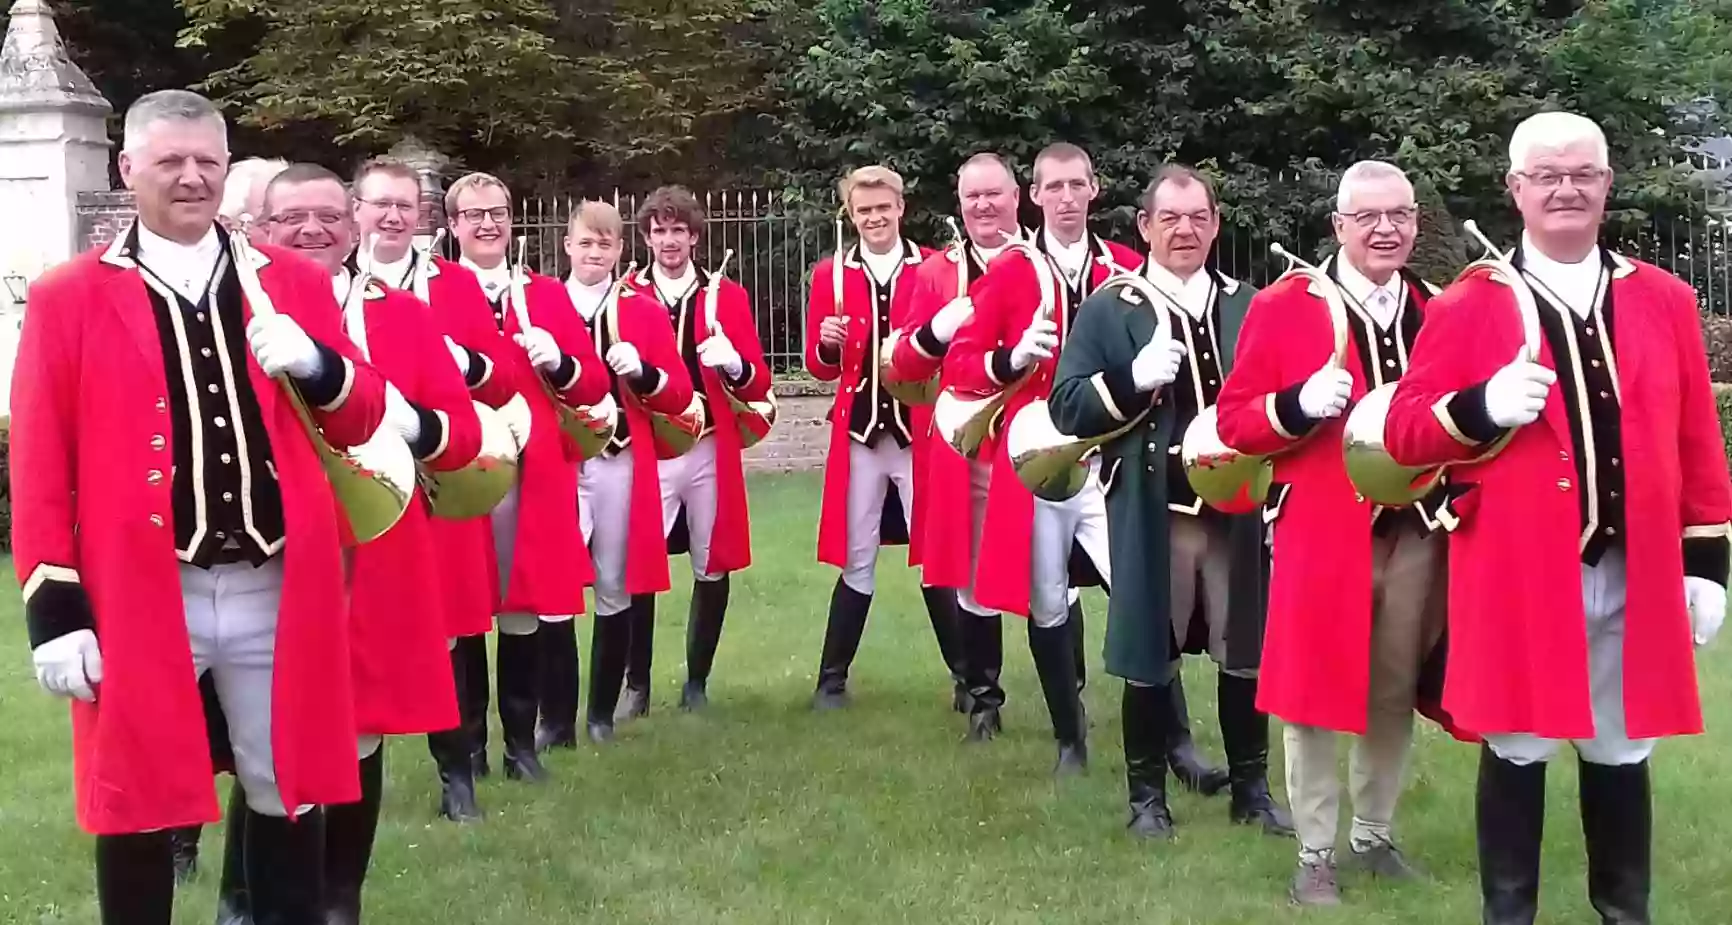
top-left (75, 190), bottom-right (136, 252)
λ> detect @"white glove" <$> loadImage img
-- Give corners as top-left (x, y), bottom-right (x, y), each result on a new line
top-left (1131, 338), bottom-right (1187, 392)
top-left (33, 629), bottom-right (103, 703)
top-left (1483, 360), bottom-right (1556, 429)
top-left (606, 342), bottom-right (644, 379)
top-left (698, 334), bottom-right (744, 380)
top-left (1686, 577), bottom-right (1726, 647)
top-left (445, 336), bottom-right (471, 376)
top-left (1009, 318), bottom-right (1058, 371)
top-left (246, 314), bottom-right (324, 380)
top-left (514, 327), bottom-right (565, 373)
top-left (383, 382), bottom-right (422, 443)
top-left (930, 297), bottom-right (974, 343)
top-left (1298, 366), bottom-right (1354, 419)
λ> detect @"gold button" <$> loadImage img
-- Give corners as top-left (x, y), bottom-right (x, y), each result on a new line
top-left (1558, 478), bottom-right (1572, 491)
top-left (1586, 327), bottom-right (1596, 336)
top-left (1355, 493), bottom-right (1365, 503)
top-left (222, 453), bottom-right (233, 464)
top-left (1559, 451), bottom-right (1569, 461)
top-left (207, 384), bottom-right (219, 394)
top-left (155, 397), bottom-right (167, 412)
top-left (1612, 457), bottom-right (1621, 467)
top-left (1208, 379), bottom-right (1217, 386)
top-left (1383, 337), bottom-right (1394, 346)
top-left (196, 313), bottom-right (206, 322)
top-left (149, 514), bottom-right (164, 527)
top-left (1610, 490), bottom-right (1620, 499)
top-left (151, 435), bottom-right (166, 450)
top-left (1202, 352), bottom-right (1211, 360)
top-left (146, 469), bottom-right (163, 485)
top-left (1147, 443), bottom-right (1158, 452)
top-left (215, 531), bottom-right (226, 539)
top-left (222, 491), bottom-right (234, 502)
top-left (1599, 390), bottom-right (1609, 399)
top-left (1606, 526), bottom-right (1617, 536)
top-left (1591, 360), bottom-right (1601, 368)
top-left (202, 348), bottom-right (213, 358)
top-left (1385, 359), bottom-right (1396, 368)
top-left (215, 417), bottom-right (227, 428)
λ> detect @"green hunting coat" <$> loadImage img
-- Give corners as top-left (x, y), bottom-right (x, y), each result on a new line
top-left (1048, 268), bottom-right (1268, 686)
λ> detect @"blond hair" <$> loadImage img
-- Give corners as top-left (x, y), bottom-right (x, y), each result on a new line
top-left (444, 172), bottom-right (511, 219)
top-left (839, 166), bottom-right (905, 208)
top-left (568, 200), bottom-right (623, 239)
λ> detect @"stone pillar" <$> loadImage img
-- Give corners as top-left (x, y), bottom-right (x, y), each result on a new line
top-left (0, 0), bottom-right (113, 418)
top-left (386, 134), bottom-right (451, 252)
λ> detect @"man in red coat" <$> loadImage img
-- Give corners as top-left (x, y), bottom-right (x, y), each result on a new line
top-left (448, 171), bottom-right (612, 783)
top-left (945, 143), bottom-right (1141, 772)
top-left (1385, 111), bottom-right (1732, 924)
top-left (15, 90), bottom-right (385, 925)
top-left (804, 165), bottom-right (964, 710)
top-left (351, 156), bottom-right (515, 823)
top-left (554, 201), bottom-right (698, 743)
top-left (1216, 161), bottom-right (1451, 903)
top-left (617, 185), bottom-right (774, 715)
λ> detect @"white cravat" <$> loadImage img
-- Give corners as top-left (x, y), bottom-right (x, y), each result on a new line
top-left (135, 222), bottom-right (223, 304)
top-left (565, 275), bottom-right (612, 323)
top-left (859, 243), bottom-right (902, 286)
top-left (1144, 261), bottom-right (1214, 321)
top-left (1043, 228), bottom-right (1089, 283)
top-left (1334, 255), bottom-right (1404, 329)
top-left (653, 263), bottom-right (698, 306)
top-left (974, 241), bottom-right (1009, 265)
top-left (460, 256), bottom-right (512, 303)
top-left (368, 249), bottom-right (415, 290)
top-left (1521, 231), bottom-right (1602, 319)
top-left (331, 268), bottom-right (352, 305)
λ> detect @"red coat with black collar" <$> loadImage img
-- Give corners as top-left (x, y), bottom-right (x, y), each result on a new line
top-left (343, 280), bottom-right (482, 735)
top-left (10, 236), bottom-right (385, 835)
top-left (1383, 254), bottom-right (1732, 740)
top-left (622, 265), bottom-right (773, 575)
top-left (492, 271), bottom-right (613, 614)
top-left (1215, 261), bottom-right (1468, 738)
top-left (944, 235), bottom-right (1141, 616)
top-left (806, 240), bottom-right (935, 569)
top-left (589, 283), bottom-right (697, 595)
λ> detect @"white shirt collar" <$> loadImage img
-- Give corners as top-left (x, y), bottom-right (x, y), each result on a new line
top-left (859, 242), bottom-right (903, 285)
top-left (652, 263), bottom-right (698, 305)
top-left (134, 222), bottom-right (224, 303)
top-left (973, 240), bottom-right (1008, 265)
top-left (368, 249), bottom-right (415, 290)
top-left (1520, 231), bottom-right (1603, 320)
top-left (460, 255), bottom-right (512, 302)
top-left (1042, 228), bottom-right (1090, 280)
top-left (565, 274), bottom-right (613, 322)
top-left (331, 268), bottom-right (353, 304)
top-left (1143, 260), bottom-right (1214, 321)
top-left (1333, 254), bottom-right (1404, 329)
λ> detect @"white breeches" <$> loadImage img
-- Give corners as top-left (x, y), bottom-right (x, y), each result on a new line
top-left (1028, 457), bottom-right (1110, 628)
top-left (841, 438), bottom-right (916, 596)
top-left (660, 435), bottom-right (723, 582)
top-left (490, 482), bottom-right (575, 630)
top-left (957, 459), bottom-right (996, 618)
top-left (579, 450), bottom-right (635, 616)
top-left (181, 559), bottom-right (305, 818)
top-left (1485, 550), bottom-right (1656, 767)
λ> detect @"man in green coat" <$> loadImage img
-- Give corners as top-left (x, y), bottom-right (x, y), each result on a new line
top-left (1049, 165), bottom-right (1289, 840)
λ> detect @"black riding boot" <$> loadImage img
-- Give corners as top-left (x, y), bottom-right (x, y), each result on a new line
top-left (1218, 671), bottom-right (1294, 836)
top-left (243, 807), bottom-right (326, 925)
top-left (426, 643), bottom-right (482, 822)
top-left (323, 749), bottom-right (384, 925)
top-left (453, 634), bottom-right (491, 778)
top-left (1122, 682), bottom-right (1174, 839)
top-left (620, 594), bottom-right (656, 722)
top-left (958, 609), bottom-right (1005, 741)
top-left (168, 825), bottom-right (200, 884)
top-left (813, 578), bottom-right (872, 710)
top-left (586, 601), bottom-right (636, 742)
top-left (920, 585), bottom-right (970, 712)
top-left (496, 630), bottom-right (548, 782)
top-left (1069, 598), bottom-right (1089, 728)
top-left (535, 619), bottom-right (580, 751)
top-left (1027, 618), bottom-right (1087, 775)
top-left (682, 576), bottom-right (729, 710)
top-left (95, 832), bottom-right (175, 925)
top-left (213, 784), bottom-right (250, 925)
top-left (1477, 745), bottom-right (1547, 925)
top-left (1580, 759), bottom-right (1651, 924)
top-left (1167, 672), bottom-right (1229, 794)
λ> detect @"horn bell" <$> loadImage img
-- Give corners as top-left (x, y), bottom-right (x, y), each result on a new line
top-left (718, 389), bottom-right (777, 450)
top-left (933, 386), bottom-right (1009, 460)
top-left (1341, 383), bottom-right (1445, 507)
top-left (647, 393), bottom-right (708, 457)
top-left (320, 418), bottom-right (420, 544)
top-left (423, 401), bottom-right (521, 520)
top-left (554, 392), bottom-right (619, 460)
top-left (1005, 400), bottom-right (1093, 502)
top-left (1180, 405), bottom-right (1273, 515)
top-left (879, 330), bottom-right (940, 406)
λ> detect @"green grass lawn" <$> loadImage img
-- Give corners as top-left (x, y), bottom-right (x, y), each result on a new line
top-left (4, 470), bottom-right (1732, 923)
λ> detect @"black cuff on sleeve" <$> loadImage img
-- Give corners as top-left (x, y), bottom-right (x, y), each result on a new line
top-left (816, 342), bottom-right (842, 367)
top-left (990, 347), bottom-right (1020, 386)
top-left (1101, 363), bottom-right (1145, 415)
top-left (1273, 382), bottom-right (1319, 440)
top-left (26, 580), bottom-right (96, 650)
top-left (1683, 537), bottom-right (1730, 586)
top-left (1447, 382), bottom-right (1508, 446)
top-left (545, 354), bottom-right (580, 392)
top-left (294, 343), bottom-right (348, 408)
top-left (629, 363), bottom-right (663, 396)
top-left (408, 403), bottom-right (445, 461)
top-left (913, 323), bottom-right (947, 359)
top-left (726, 360), bottom-right (754, 391)
top-left (460, 347), bottom-right (486, 388)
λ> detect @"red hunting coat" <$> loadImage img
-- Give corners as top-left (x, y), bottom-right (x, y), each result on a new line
top-left (886, 244), bottom-right (980, 586)
top-left (594, 284), bottom-right (697, 595)
top-left (399, 256), bottom-right (510, 637)
top-left (493, 271), bottom-right (612, 614)
top-left (1215, 266), bottom-right (1463, 736)
top-left (806, 240), bottom-right (934, 570)
top-left (944, 236), bottom-right (1140, 616)
top-left (623, 266), bottom-right (772, 576)
top-left (1384, 254), bottom-right (1732, 740)
top-left (344, 281), bottom-right (482, 735)
top-left (11, 237), bottom-right (385, 835)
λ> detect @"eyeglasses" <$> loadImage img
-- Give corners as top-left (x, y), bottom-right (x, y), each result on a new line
top-left (267, 209), bottom-right (348, 227)
top-left (358, 198), bottom-right (418, 215)
top-left (1338, 208), bottom-right (1416, 229)
top-left (1515, 168), bottom-right (1608, 189)
top-left (458, 207), bottom-right (511, 225)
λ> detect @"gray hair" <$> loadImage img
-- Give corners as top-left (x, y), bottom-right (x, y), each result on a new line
top-left (1336, 160), bottom-right (1414, 213)
top-left (122, 90), bottom-right (228, 155)
top-left (1508, 111), bottom-right (1608, 172)
top-left (220, 158), bottom-right (289, 221)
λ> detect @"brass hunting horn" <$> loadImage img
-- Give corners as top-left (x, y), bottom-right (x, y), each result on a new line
top-left (703, 249), bottom-right (777, 448)
top-left (608, 261), bottom-right (706, 456)
top-left (1342, 220), bottom-right (1543, 505)
top-left (879, 216), bottom-right (966, 406)
top-left (509, 235), bottom-right (617, 459)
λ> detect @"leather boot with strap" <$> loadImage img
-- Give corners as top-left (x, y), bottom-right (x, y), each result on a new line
top-left (96, 831), bottom-right (176, 925)
top-left (534, 618), bottom-right (580, 752)
top-left (1166, 672), bottom-right (1229, 795)
top-left (426, 642), bottom-right (482, 822)
top-left (959, 610), bottom-right (1005, 741)
top-left (323, 749), bottom-right (384, 925)
top-left (682, 575), bottom-right (730, 710)
top-left (920, 585), bottom-right (970, 713)
top-left (1218, 671), bottom-right (1294, 837)
top-left (453, 634), bottom-right (491, 779)
top-left (213, 784), bottom-right (251, 925)
top-left (813, 578), bottom-right (872, 710)
top-left (1580, 758), bottom-right (1652, 924)
top-left (496, 630), bottom-right (549, 782)
top-left (586, 600), bottom-right (636, 743)
top-left (619, 594), bottom-right (656, 722)
top-left (1477, 744), bottom-right (1547, 925)
top-left (1122, 681), bottom-right (1175, 839)
top-left (243, 807), bottom-right (326, 925)
top-left (1027, 618), bottom-right (1087, 776)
